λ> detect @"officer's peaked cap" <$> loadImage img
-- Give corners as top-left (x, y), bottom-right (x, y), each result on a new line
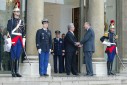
top-left (42, 19), bottom-right (49, 24)
top-left (55, 30), bottom-right (61, 34)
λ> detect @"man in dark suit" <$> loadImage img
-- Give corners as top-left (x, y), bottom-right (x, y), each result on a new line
top-left (64, 23), bottom-right (78, 76)
top-left (76, 22), bottom-right (95, 76)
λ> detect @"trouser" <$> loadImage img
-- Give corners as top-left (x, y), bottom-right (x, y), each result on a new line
top-left (11, 59), bottom-right (20, 75)
top-left (107, 61), bottom-right (114, 75)
top-left (84, 51), bottom-right (93, 75)
top-left (62, 55), bottom-right (65, 72)
top-left (65, 52), bottom-right (77, 75)
top-left (107, 49), bottom-right (116, 75)
top-left (53, 55), bottom-right (63, 73)
top-left (10, 39), bottom-right (22, 74)
top-left (39, 51), bottom-right (49, 75)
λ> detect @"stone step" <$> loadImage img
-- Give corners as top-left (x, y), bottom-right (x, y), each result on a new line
top-left (0, 76), bottom-right (126, 85)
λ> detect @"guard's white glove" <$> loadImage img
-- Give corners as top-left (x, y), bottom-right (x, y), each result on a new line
top-left (23, 38), bottom-right (26, 48)
top-left (49, 49), bottom-right (51, 54)
top-left (38, 49), bottom-right (41, 54)
top-left (116, 47), bottom-right (118, 54)
top-left (102, 41), bottom-right (111, 46)
top-left (110, 43), bottom-right (116, 45)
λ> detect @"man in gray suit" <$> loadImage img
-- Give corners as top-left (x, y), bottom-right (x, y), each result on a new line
top-left (76, 22), bottom-right (95, 76)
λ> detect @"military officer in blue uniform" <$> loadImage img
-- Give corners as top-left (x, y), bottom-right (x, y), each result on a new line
top-left (52, 30), bottom-right (65, 73)
top-left (36, 19), bottom-right (52, 76)
top-left (100, 20), bottom-right (118, 75)
top-left (7, 7), bottom-right (25, 77)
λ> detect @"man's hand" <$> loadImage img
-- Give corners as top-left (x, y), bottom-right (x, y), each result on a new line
top-left (75, 42), bottom-right (80, 46)
top-left (38, 49), bottom-right (41, 54)
top-left (115, 35), bottom-right (118, 39)
top-left (62, 53), bottom-right (65, 56)
top-left (62, 50), bottom-right (65, 52)
top-left (78, 44), bottom-right (83, 48)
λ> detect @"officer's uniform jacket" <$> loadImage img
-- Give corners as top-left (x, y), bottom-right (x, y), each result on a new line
top-left (52, 38), bottom-right (64, 55)
top-left (36, 28), bottom-right (52, 52)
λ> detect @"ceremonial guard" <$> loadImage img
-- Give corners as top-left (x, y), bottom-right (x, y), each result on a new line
top-left (52, 30), bottom-right (65, 73)
top-left (7, 6), bottom-right (25, 77)
top-left (36, 19), bottom-right (52, 76)
top-left (100, 20), bottom-right (118, 75)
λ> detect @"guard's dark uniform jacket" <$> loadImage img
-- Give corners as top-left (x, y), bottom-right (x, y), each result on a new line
top-left (36, 28), bottom-right (52, 52)
top-left (100, 31), bottom-right (116, 53)
top-left (7, 18), bottom-right (25, 60)
top-left (53, 38), bottom-right (64, 55)
top-left (100, 32), bottom-right (116, 44)
top-left (7, 18), bottom-right (25, 40)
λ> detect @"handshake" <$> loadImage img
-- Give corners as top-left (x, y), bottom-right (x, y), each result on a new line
top-left (75, 42), bottom-right (83, 48)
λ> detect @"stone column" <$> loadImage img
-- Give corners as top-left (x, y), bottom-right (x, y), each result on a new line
top-left (88, 0), bottom-right (104, 60)
top-left (26, 0), bottom-right (44, 55)
top-left (20, 0), bottom-right (44, 76)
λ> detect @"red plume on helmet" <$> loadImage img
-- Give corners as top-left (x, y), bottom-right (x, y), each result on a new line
top-left (14, 0), bottom-right (20, 8)
top-left (110, 20), bottom-right (115, 29)
top-left (110, 20), bottom-right (115, 24)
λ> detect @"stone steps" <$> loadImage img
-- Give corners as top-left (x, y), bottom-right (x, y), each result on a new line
top-left (0, 76), bottom-right (126, 85)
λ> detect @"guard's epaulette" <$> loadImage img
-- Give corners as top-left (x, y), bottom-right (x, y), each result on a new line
top-left (104, 32), bottom-right (109, 37)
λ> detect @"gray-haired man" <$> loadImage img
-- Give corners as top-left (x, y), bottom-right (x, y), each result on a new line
top-left (76, 22), bottom-right (95, 76)
top-left (64, 23), bottom-right (78, 76)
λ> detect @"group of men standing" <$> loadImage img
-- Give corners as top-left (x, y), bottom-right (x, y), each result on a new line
top-left (36, 20), bottom-right (95, 76)
top-left (6, 5), bottom-right (118, 77)
top-left (7, 5), bottom-right (95, 76)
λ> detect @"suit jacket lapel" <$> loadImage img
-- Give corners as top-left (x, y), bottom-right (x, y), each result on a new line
top-left (68, 31), bottom-right (77, 41)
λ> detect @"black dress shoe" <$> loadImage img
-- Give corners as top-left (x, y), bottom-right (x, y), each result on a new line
top-left (108, 72), bottom-right (111, 75)
top-left (44, 74), bottom-right (49, 76)
top-left (54, 71), bottom-right (58, 73)
top-left (40, 74), bottom-right (44, 77)
top-left (67, 73), bottom-right (70, 75)
top-left (110, 72), bottom-right (115, 75)
top-left (73, 73), bottom-right (79, 76)
top-left (12, 74), bottom-right (16, 77)
top-left (16, 73), bottom-right (22, 77)
top-left (88, 74), bottom-right (93, 76)
top-left (84, 74), bottom-right (89, 76)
